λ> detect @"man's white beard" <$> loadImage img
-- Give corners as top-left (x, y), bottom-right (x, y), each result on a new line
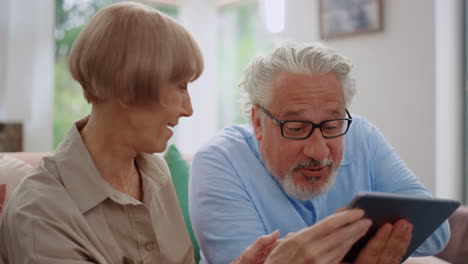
top-left (269, 159), bottom-right (337, 201)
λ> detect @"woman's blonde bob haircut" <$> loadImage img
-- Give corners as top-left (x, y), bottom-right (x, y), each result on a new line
top-left (68, 2), bottom-right (204, 104)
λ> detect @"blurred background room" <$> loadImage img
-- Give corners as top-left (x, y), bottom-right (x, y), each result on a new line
top-left (0, 0), bottom-right (466, 204)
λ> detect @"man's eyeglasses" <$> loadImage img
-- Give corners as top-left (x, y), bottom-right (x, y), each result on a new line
top-left (259, 107), bottom-right (353, 140)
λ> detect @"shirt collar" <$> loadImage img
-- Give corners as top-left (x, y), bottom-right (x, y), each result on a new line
top-left (54, 117), bottom-right (170, 213)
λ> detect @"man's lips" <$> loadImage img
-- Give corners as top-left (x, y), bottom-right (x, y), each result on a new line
top-left (297, 166), bottom-right (330, 178)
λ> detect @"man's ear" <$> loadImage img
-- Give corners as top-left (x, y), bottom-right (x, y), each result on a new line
top-left (251, 106), bottom-right (263, 141)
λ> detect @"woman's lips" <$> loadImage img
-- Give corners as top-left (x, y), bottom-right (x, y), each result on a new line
top-left (166, 126), bottom-right (174, 137)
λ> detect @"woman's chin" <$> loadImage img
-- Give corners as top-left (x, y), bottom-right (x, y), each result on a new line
top-left (137, 140), bottom-right (167, 154)
top-left (154, 142), bottom-right (168, 153)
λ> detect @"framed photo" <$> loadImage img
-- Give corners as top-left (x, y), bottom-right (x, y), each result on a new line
top-left (319, 0), bottom-right (383, 40)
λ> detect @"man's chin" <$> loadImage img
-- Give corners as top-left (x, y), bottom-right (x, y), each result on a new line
top-left (280, 171), bottom-right (337, 201)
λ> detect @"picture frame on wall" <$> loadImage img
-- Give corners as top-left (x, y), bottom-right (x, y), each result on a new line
top-left (319, 0), bottom-right (383, 40)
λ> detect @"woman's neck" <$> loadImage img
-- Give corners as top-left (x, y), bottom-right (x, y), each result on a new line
top-left (79, 107), bottom-right (143, 201)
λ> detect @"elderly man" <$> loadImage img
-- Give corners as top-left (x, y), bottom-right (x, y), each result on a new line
top-left (189, 42), bottom-right (450, 264)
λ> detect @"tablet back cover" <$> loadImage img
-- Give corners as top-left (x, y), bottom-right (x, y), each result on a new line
top-left (343, 192), bottom-right (460, 262)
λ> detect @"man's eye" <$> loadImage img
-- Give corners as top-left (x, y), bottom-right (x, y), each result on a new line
top-left (323, 125), bottom-right (338, 131)
top-left (285, 123), bottom-right (309, 134)
top-left (287, 127), bottom-right (306, 132)
top-left (323, 121), bottom-right (342, 131)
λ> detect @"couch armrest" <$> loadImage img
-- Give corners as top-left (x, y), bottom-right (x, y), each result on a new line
top-left (0, 152), bottom-right (49, 167)
top-left (435, 205), bottom-right (468, 264)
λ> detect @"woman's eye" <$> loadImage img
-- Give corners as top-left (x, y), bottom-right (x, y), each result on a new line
top-left (179, 82), bottom-right (189, 91)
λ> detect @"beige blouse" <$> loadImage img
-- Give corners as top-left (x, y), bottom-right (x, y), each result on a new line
top-left (0, 119), bottom-right (194, 264)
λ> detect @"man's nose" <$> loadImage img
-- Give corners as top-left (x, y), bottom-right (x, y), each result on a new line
top-left (303, 129), bottom-right (330, 161)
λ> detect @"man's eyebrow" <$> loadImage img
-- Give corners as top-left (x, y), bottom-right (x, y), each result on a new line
top-left (282, 109), bottom-right (344, 119)
top-left (282, 110), bottom-right (306, 119)
top-left (328, 109), bottom-right (342, 115)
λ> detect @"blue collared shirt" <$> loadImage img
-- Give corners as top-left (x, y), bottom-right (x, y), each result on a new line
top-left (189, 114), bottom-right (449, 264)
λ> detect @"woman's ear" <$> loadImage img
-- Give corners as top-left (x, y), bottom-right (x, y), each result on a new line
top-left (251, 106), bottom-right (263, 141)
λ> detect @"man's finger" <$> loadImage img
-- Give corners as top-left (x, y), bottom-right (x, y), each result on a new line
top-left (300, 209), bottom-right (366, 240)
top-left (319, 219), bottom-right (372, 264)
top-left (264, 214), bottom-right (370, 264)
top-left (335, 206), bottom-right (348, 213)
top-left (354, 223), bottom-right (393, 264)
top-left (379, 219), bottom-right (413, 264)
top-left (240, 230), bottom-right (280, 262)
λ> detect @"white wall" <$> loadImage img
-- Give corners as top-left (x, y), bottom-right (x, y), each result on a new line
top-left (0, 0), bottom-right (55, 152)
top-left (277, 0), bottom-right (462, 199)
top-left (435, 0), bottom-right (463, 200)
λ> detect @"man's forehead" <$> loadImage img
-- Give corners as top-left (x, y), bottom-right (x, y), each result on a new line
top-left (279, 105), bottom-right (344, 118)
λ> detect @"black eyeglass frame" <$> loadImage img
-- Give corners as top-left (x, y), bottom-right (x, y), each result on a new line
top-left (259, 106), bottom-right (353, 140)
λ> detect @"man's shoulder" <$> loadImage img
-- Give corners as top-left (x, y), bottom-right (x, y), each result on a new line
top-left (197, 124), bottom-right (254, 153)
top-left (193, 124), bottom-right (260, 170)
top-left (346, 113), bottom-right (380, 140)
top-left (349, 113), bottom-right (373, 129)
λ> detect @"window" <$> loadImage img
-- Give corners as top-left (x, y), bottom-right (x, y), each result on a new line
top-left (217, 0), bottom-right (272, 127)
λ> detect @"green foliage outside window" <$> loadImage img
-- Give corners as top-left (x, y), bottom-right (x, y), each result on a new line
top-left (53, 57), bottom-right (92, 147)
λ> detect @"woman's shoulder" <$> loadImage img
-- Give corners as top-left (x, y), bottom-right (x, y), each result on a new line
top-left (3, 157), bottom-right (79, 224)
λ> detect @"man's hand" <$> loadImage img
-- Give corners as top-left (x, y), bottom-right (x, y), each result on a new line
top-left (260, 209), bottom-right (372, 264)
top-left (354, 219), bottom-right (413, 264)
top-left (230, 230), bottom-right (280, 264)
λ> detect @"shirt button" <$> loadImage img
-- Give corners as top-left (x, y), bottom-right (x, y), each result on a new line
top-left (123, 256), bottom-right (136, 264)
top-left (145, 242), bottom-right (155, 251)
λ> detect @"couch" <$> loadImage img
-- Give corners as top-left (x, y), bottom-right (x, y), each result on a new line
top-left (1, 152), bottom-right (467, 263)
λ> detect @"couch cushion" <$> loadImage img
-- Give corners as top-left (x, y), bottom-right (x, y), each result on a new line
top-left (0, 155), bottom-right (33, 208)
top-left (0, 152), bottom-right (47, 167)
top-left (164, 145), bottom-right (200, 263)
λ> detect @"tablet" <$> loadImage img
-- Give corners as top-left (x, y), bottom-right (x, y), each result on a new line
top-left (342, 192), bottom-right (460, 263)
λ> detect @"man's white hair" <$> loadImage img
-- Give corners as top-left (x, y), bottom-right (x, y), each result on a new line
top-left (240, 42), bottom-right (358, 119)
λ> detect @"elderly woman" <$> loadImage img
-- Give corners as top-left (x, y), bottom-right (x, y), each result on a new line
top-left (0, 2), bottom-right (373, 264)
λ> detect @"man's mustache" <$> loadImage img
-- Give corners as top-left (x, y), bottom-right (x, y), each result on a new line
top-left (292, 159), bottom-right (333, 172)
